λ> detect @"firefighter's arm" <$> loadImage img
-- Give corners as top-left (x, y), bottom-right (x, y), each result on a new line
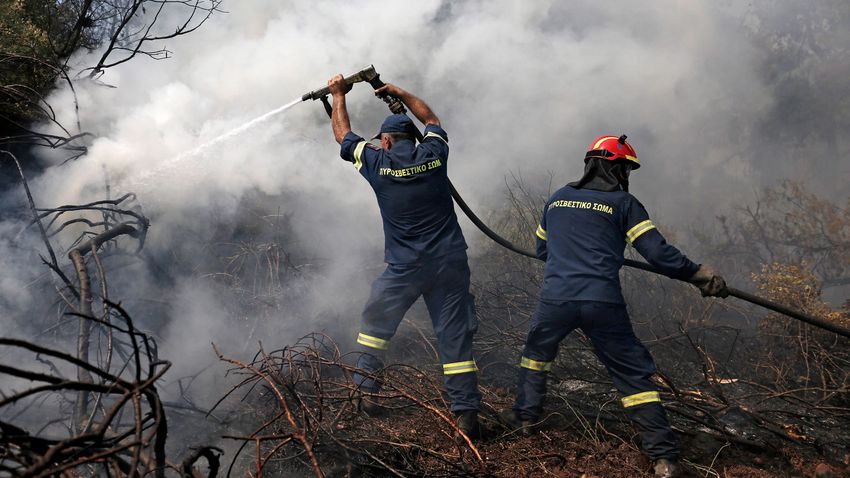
top-left (536, 237), bottom-right (548, 261)
top-left (535, 211), bottom-right (548, 261)
top-left (375, 83), bottom-right (440, 126)
top-left (329, 74), bottom-right (352, 144)
top-left (630, 228), bottom-right (699, 281)
top-left (636, 232), bottom-right (728, 297)
top-left (625, 197), bottom-right (697, 280)
top-left (339, 132), bottom-right (378, 176)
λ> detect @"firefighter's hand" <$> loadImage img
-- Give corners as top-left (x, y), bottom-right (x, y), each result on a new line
top-left (328, 74), bottom-right (351, 97)
top-left (690, 265), bottom-right (729, 298)
top-left (375, 83), bottom-right (403, 98)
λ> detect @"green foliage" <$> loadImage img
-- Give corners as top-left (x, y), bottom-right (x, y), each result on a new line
top-left (1, 1), bottom-right (53, 123)
top-left (0, 0), bottom-right (96, 125)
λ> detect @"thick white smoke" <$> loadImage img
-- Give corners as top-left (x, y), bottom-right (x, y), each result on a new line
top-left (2, 0), bottom-right (848, 441)
top-left (32, 1), bottom-right (779, 221)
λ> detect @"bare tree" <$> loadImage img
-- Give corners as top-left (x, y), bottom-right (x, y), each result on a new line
top-left (1, 0), bottom-right (222, 163)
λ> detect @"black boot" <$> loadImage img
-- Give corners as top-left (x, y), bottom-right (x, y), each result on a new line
top-left (351, 391), bottom-right (385, 417)
top-left (455, 410), bottom-right (480, 440)
top-left (497, 409), bottom-right (533, 435)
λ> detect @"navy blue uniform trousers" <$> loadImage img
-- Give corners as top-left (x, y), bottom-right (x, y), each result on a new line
top-left (354, 250), bottom-right (480, 412)
top-left (514, 299), bottom-right (678, 460)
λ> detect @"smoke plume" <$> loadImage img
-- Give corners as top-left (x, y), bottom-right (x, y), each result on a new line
top-left (2, 0), bottom-right (849, 444)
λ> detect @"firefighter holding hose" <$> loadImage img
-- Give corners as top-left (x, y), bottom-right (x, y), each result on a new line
top-left (326, 75), bottom-right (482, 438)
top-left (500, 135), bottom-right (728, 478)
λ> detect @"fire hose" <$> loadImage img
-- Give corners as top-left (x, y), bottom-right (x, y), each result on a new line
top-left (304, 65), bottom-right (850, 339)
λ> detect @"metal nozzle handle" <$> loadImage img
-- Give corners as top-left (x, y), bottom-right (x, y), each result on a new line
top-left (302, 65), bottom-right (379, 101)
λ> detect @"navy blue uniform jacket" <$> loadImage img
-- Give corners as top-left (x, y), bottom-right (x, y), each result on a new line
top-left (535, 185), bottom-right (699, 304)
top-left (340, 124), bottom-right (467, 264)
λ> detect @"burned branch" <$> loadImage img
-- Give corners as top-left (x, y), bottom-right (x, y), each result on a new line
top-left (0, 303), bottom-right (171, 477)
top-left (0, 165), bottom-right (217, 476)
top-left (84, 0), bottom-right (224, 78)
top-left (212, 334), bottom-right (489, 477)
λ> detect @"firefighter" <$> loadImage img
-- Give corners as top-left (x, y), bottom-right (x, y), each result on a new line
top-left (500, 135), bottom-right (727, 478)
top-left (326, 75), bottom-right (481, 438)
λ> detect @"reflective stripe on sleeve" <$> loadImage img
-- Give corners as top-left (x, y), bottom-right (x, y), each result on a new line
top-left (357, 332), bottom-right (389, 350)
top-left (621, 391), bottom-right (661, 408)
top-left (535, 225), bottom-right (547, 241)
top-left (443, 360), bottom-right (477, 375)
top-left (626, 220), bottom-right (656, 243)
top-left (352, 141), bottom-right (367, 171)
top-left (423, 132), bottom-right (448, 144)
top-left (520, 356), bottom-right (552, 372)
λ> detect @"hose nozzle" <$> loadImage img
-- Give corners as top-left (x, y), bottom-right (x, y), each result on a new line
top-left (301, 65), bottom-right (380, 102)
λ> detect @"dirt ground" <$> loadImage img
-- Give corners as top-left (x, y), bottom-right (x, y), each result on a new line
top-left (241, 385), bottom-right (850, 477)
top-left (358, 402), bottom-right (849, 477)
top-left (211, 333), bottom-right (850, 478)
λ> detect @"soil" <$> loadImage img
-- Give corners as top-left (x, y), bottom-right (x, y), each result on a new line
top-left (270, 388), bottom-right (850, 477)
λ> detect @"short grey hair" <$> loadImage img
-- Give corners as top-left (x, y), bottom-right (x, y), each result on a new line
top-left (382, 132), bottom-right (414, 142)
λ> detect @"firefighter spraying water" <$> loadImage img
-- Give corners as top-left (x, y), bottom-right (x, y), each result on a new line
top-left (297, 66), bottom-right (849, 337)
top-left (113, 63), bottom-right (848, 476)
top-left (128, 65), bottom-right (388, 193)
top-left (127, 61), bottom-right (848, 344)
top-left (296, 66), bottom-right (850, 477)
top-left (325, 73), bottom-right (483, 439)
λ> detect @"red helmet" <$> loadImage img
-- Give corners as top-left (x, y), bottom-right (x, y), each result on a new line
top-left (585, 134), bottom-right (640, 169)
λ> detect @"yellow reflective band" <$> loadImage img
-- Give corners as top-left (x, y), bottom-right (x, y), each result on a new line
top-left (536, 224), bottom-right (547, 241)
top-left (357, 333), bottom-right (389, 350)
top-left (625, 154), bottom-right (640, 165)
top-left (592, 136), bottom-right (618, 150)
top-left (626, 220), bottom-right (656, 243)
top-left (443, 360), bottom-right (477, 375)
top-left (352, 141), bottom-right (367, 171)
top-left (520, 356), bottom-right (552, 372)
top-left (621, 391), bottom-right (661, 408)
top-left (423, 132), bottom-right (448, 144)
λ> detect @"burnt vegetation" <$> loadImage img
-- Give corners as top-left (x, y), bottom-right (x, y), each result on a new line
top-left (2, 2), bottom-right (850, 478)
top-left (3, 168), bottom-right (848, 477)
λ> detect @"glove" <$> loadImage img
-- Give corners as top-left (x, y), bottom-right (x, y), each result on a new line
top-left (690, 265), bottom-right (729, 298)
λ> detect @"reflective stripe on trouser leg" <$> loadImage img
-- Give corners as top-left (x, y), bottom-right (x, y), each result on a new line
top-left (422, 251), bottom-right (481, 412)
top-left (354, 333), bottom-right (391, 391)
top-left (622, 391), bottom-right (660, 408)
top-left (578, 302), bottom-right (678, 460)
top-left (623, 398), bottom-right (679, 461)
top-left (513, 300), bottom-right (580, 421)
top-left (514, 366), bottom-right (549, 420)
top-left (514, 356), bottom-right (554, 419)
top-left (442, 359), bottom-right (479, 414)
top-left (356, 263), bottom-right (422, 394)
top-left (443, 360), bottom-right (478, 375)
top-left (357, 332), bottom-right (389, 350)
top-left (520, 356), bottom-right (552, 372)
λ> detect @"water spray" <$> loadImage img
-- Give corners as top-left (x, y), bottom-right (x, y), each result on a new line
top-left (129, 65), bottom-right (395, 191)
top-left (125, 97), bottom-right (304, 191)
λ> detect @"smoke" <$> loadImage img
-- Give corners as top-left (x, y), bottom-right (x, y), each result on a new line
top-left (31, 1), bottom-right (850, 222)
top-left (2, 0), bottom-right (849, 449)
